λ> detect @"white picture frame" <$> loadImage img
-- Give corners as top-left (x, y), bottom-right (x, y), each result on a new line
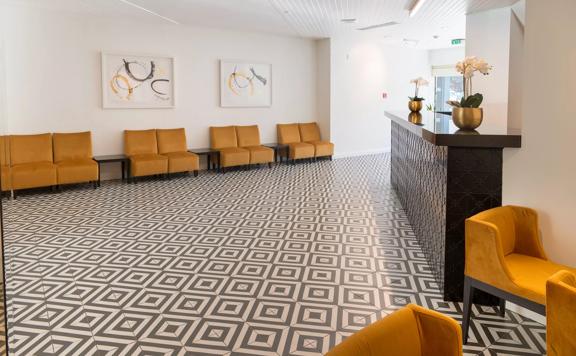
top-left (101, 52), bottom-right (175, 109)
top-left (220, 60), bottom-right (272, 107)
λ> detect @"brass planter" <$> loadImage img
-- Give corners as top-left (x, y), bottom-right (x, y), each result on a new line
top-left (452, 108), bottom-right (483, 130)
top-left (408, 112), bottom-right (423, 125)
top-left (408, 100), bottom-right (423, 112)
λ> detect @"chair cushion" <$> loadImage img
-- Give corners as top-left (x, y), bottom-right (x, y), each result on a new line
top-left (236, 125), bottom-right (261, 147)
top-left (277, 124), bottom-right (301, 144)
top-left (129, 154), bottom-right (168, 177)
top-left (308, 140), bottom-right (334, 157)
top-left (57, 159), bottom-right (98, 185)
top-left (211, 126), bottom-right (238, 149)
top-left (505, 253), bottom-right (576, 304)
top-left (288, 142), bottom-right (315, 160)
top-left (157, 128), bottom-right (187, 154)
top-left (163, 152), bottom-right (199, 173)
top-left (10, 134), bottom-right (53, 165)
top-left (11, 162), bottom-right (57, 190)
top-left (219, 147), bottom-right (249, 168)
top-left (53, 132), bottom-right (93, 162)
top-left (245, 146), bottom-right (274, 164)
top-left (299, 123), bottom-right (322, 142)
top-left (124, 129), bottom-right (158, 156)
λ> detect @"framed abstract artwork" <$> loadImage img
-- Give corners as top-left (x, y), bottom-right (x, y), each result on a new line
top-left (220, 60), bottom-right (272, 107)
top-left (102, 53), bottom-right (175, 108)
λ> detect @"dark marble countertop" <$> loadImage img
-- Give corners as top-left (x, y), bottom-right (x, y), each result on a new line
top-left (385, 110), bottom-right (521, 148)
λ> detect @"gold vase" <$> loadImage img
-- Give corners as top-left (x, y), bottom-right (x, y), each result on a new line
top-left (408, 100), bottom-right (423, 112)
top-left (452, 108), bottom-right (483, 130)
top-left (408, 112), bottom-right (423, 125)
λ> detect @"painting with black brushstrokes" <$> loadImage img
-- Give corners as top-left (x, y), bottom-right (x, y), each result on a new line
top-left (102, 53), bottom-right (174, 109)
top-left (220, 60), bottom-right (271, 107)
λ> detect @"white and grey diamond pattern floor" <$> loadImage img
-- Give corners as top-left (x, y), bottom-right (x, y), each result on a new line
top-left (3, 154), bottom-right (545, 355)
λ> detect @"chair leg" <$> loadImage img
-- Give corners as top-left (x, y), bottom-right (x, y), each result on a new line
top-left (462, 277), bottom-right (475, 344)
top-left (499, 298), bottom-right (506, 317)
top-left (194, 170), bottom-right (198, 177)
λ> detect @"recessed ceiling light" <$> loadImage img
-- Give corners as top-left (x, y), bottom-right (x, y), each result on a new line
top-left (357, 21), bottom-right (399, 31)
top-left (403, 38), bottom-right (419, 46)
top-left (118, 0), bottom-right (179, 24)
top-left (341, 18), bottom-right (357, 24)
top-left (409, 0), bottom-right (427, 17)
top-left (433, 35), bottom-right (439, 39)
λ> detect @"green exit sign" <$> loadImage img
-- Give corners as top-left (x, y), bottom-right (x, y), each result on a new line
top-left (451, 39), bottom-right (464, 45)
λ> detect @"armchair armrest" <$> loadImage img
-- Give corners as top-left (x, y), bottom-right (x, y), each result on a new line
top-left (510, 206), bottom-right (548, 259)
top-left (409, 304), bottom-right (462, 356)
top-left (465, 218), bottom-right (515, 290)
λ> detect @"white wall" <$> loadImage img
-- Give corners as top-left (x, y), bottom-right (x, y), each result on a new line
top-left (503, 0), bottom-right (576, 267)
top-left (330, 35), bottom-right (431, 157)
top-left (315, 39), bottom-right (331, 141)
top-left (1, 5), bottom-right (317, 177)
top-left (466, 7), bottom-right (513, 130)
top-left (428, 47), bottom-right (465, 67)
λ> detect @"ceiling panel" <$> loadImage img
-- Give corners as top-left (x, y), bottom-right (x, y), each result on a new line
top-left (3, 0), bottom-right (520, 48)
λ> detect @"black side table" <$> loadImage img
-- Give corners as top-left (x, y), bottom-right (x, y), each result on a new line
top-left (189, 148), bottom-right (219, 170)
top-left (93, 155), bottom-right (129, 186)
top-left (263, 143), bottom-right (288, 163)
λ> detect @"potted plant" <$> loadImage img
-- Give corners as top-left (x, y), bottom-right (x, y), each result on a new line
top-left (447, 56), bottom-right (493, 130)
top-left (408, 77), bottom-right (428, 112)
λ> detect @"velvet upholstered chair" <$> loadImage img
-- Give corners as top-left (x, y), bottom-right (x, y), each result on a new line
top-left (0, 136), bottom-right (11, 192)
top-left (124, 129), bottom-right (168, 180)
top-left (53, 132), bottom-right (98, 187)
top-left (235, 125), bottom-right (274, 166)
top-left (546, 270), bottom-right (576, 356)
top-left (210, 126), bottom-right (250, 170)
top-left (298, 122), bottom-right (334, 159)
top-left (463, 206), bottom-right (576, 343)
top-left (277, 123), bottom-right (315, 161)
top-left (326, 304), bottom-right (462, 356)
top-left (10, 133), bottom-right (57, 192)
top-left (156, 128), bottom-right (199, 176)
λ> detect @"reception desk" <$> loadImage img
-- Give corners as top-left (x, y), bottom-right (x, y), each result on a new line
top-left (385, 111), bottom-right (521, 302)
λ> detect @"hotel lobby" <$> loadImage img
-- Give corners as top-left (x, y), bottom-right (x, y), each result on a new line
top-left (0, 0), bottom-right (574, 355)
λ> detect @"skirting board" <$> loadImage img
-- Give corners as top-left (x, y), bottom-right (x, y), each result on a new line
top-left (333, 148), bottom-right (391, 159)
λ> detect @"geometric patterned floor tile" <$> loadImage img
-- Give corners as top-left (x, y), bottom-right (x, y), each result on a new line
top-left (3, 154), bottom-right (546, 355)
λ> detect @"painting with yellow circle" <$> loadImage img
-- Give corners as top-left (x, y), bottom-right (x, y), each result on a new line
top-left (220, 60), bottom-right (271, 107)
top-left (102, 53), bottom-right (175, 109)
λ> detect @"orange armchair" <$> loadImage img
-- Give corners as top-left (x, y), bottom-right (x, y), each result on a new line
top-left (277, 123), bottom-right (314, 161)
top-left (53, 131), bottom-right (98, 187)
top-left (546, 270), bottom-right (576, 356)
top-left (463, 206), bottom-right (576, 343)
top-left (10, 133), bottom-right (57, 192)
top-left (156, 128), bottom-right (199, 176)
top-left (299, 122), bottom-right (334, 159)
top-left (210, 126), bottom-right (249, 170)
top-left (235, 125), bottom-right (273, 166)
top-left (124, 129), bottom-right (168, 180)
top-left (326, 304), bottom-right (462, 356)
top-left (0, 136), bottom-right (11, 192)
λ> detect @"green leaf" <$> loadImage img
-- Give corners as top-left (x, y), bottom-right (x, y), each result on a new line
top-left (463, 93), bottom-right (483, 108)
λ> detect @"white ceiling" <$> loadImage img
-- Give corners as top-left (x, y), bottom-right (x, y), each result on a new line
top-left (4, 0), bottom-right (519, 48)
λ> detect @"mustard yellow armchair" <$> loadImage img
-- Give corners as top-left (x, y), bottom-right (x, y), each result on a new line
top-left (124, 129), bottom-right (168, 180)
top-left (463, 206), bottom-right (576, 343)
top-left (156, 128), bottom-right (199, 176)
top-left (546, 270), bottom-right (576, 356)
top-left (10, 133), bottom-right (57, 192)
top-left (0, 136), bottom-right (11, 192)
top-left (299, 122), bottom-right (334, 159)
top-left (235, 125), bottom-right (273, 166)
top-left (53, 131), bottom-right (98, 187)
top-left (277, 123), bottom-right (314, 161)
top-left (326, 304), bottom-right (462, 356)
top-left (210, 126), bottom-right (249, 170)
